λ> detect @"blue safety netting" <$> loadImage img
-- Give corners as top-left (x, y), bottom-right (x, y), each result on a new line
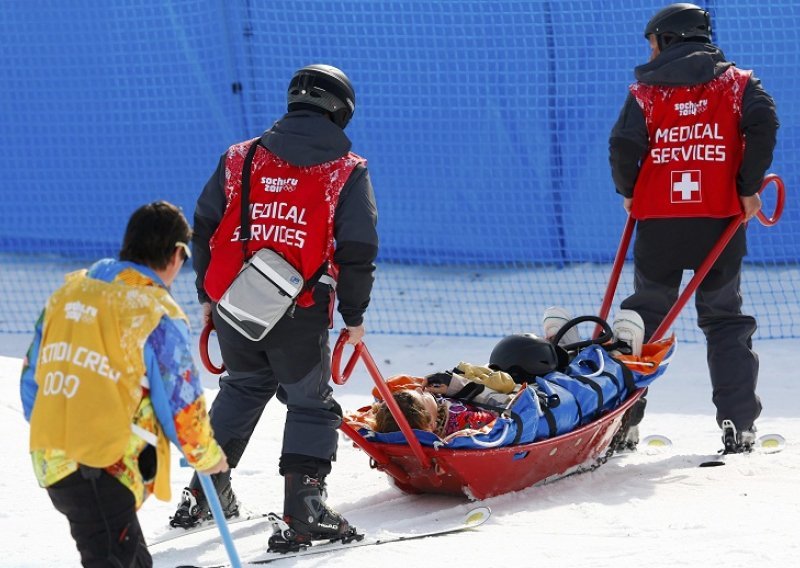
top-left (1, 1), bottom-right (797, 340)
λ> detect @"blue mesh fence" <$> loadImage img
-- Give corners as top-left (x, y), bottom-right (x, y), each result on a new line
top-left (1, 1), bottom-right (798, 341)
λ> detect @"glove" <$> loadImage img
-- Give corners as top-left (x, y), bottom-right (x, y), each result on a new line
top-left (456, 362), bottom-right (516, 393)
top-left (424, 371), bottom-right (453, 387)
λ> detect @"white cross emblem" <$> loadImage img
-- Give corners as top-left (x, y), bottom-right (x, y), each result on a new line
top-left (671, 170), bottom-right (702, 203)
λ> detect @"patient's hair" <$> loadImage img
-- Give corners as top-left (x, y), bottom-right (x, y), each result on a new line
top-left (373, 390), bottom-right (431, 432)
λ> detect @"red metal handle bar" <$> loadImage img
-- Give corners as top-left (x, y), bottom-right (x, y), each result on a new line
top-left (650, 173), bottom-right (786, 342)
top-left (200, 321), bottom-right (225, 374)
top-left (331, 329), bottom-right (433, 470)
top-left (595, 215), bottom-right (636, 338)
top-left (331, 330), bottom-right (363, 385)
top-left (756, 173), bottom-right (785, 227)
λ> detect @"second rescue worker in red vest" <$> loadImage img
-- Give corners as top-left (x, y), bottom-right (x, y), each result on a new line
top-left (171, 65), bottom-right (378, 548)
top-left (609, 4), bottom-right (778, 453)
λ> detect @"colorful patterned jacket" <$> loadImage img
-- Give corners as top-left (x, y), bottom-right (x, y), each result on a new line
top-left (20, 259), bottom-right (222, 509)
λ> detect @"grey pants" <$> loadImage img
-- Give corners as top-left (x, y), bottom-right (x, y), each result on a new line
top-left (208, 286), bottom-right (342, 466)
top-left (621, 261), bottom-right (761, 431)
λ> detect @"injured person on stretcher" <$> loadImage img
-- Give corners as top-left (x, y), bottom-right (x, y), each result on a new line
top-left (373, 363), bottom-right (517, 438)
top-left (344, 312), bottom-right (675, 450)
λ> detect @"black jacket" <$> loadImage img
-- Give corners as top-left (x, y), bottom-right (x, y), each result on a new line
top-left (608, 42), bottom-right (779, 275)
top-left (193, 111), bottom-right (378, 327)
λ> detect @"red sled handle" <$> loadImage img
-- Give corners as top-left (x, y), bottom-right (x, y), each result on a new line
top-left (595, 215), bottom-right (636, 337)
top-left (199, 321), bottom-right (225, 374)
top-left (331, 330), bottom-right (364, 386)
top-left (755, 173), bottom-right (785, 227)
top-left (597, 174), bottom-right (785, 341)
top-left (332, 329), bottom-right (433, 470)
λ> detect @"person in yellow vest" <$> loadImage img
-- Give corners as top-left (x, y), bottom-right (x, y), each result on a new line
top-left (20, 201), bottom-right (228, 567)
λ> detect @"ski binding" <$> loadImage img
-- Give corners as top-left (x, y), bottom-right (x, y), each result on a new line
top-left (265, 512), bottom-right (364, 554)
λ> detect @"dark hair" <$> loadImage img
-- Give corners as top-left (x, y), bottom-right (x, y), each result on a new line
top-left (374, 390), bottom-right (431, 432)
top-left (119, 201), bottom-right (191, 271)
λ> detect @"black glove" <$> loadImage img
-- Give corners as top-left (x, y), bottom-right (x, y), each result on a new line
top-left (424, 371), bottom-right (453, 387)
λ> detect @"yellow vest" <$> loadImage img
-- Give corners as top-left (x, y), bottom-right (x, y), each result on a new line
top-left (29, 268), bottom-right (186, 502)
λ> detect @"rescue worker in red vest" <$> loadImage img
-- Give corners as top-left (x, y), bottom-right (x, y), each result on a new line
top-left (172, 64), bottom-right (378, 549)
top-left (609, 4), bottom-right (778, 453)
top-left (20, 201), bottom-right (228, 567)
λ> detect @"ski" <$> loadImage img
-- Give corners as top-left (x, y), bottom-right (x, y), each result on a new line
top-left (175, 506), bottom-right (491, 568)
top-left (614, 432), bottom-right (784, 467)
top-left (640, 434), bottom-right (673, 450)
top-left (755, 433), bottom-right (786, 453)
top-left (699, 433), bottom-right (785, 468)
top-left (149, 510), bottom-right (269, 547)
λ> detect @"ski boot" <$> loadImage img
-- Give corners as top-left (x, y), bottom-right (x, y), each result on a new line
top-left (169, 470), bottom-right (240, 529)
top-left (267, 473), bottom-right (363, 553)
top-left (611, 309), bottom-right (644, 357)
top-left (542, 306), bottom-right (582, 347)
top-left (721, 419), bottom-right (756, 455)
top-left (612, 424), bottom-right (640, 453)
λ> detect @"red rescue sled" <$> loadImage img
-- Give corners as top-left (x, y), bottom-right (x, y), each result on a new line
top-left (330, 174), bottom-right (785, 500)
top-left (334, 332), bottom-right (644, 499)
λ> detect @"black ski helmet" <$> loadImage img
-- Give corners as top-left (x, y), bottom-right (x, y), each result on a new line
top-left (644, 3), bottom-right (712, 50)
top-left (287, 64), bottom-right (356, 129)
top-left (489, 333), bottom-right (568, 381)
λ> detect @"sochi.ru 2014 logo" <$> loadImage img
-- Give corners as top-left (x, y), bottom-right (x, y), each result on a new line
top-left (261, 177), bottom-right (299, 193)
top-left (674, 100), bottom-right (708, 116)
top-left (64, 301), bottom-right (98, 323)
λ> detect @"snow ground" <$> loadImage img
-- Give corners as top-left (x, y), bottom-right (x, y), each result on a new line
top-left (2, 332), bottom-right (798, 568)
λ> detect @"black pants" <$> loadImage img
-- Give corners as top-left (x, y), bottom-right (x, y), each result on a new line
top-left (47, 470), bottom-right (151, 568)
top-left (621, 255), bottom-right (761, 431)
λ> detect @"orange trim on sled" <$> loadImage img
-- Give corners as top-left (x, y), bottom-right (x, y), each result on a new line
top-left (615, 336), bottom-right (676, 376)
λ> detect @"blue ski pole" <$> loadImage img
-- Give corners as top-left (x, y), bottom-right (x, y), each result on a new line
top-left (181, 458), bottom-right (242, 568)
top-left (197, 473), bottom-right (242, 568)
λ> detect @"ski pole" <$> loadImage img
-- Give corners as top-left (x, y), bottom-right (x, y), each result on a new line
top-left (178, 457), bottom-right (242, 568)
top-left (196, 472), bottom-right (242, 568)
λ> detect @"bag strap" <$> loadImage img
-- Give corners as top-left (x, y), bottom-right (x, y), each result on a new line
top-left (237, 139), bottom-right (334, 296)
top-left (304, 261), bottom-right (330, 292)
top-left (239, 139), bottom-right (261, 259)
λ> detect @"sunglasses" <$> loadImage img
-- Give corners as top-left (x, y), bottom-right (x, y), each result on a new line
top-left (176, 241), bottom-right (192, 261)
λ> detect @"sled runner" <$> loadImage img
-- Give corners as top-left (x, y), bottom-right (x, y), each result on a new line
top-left (329, 174), bottom-right (785, 500)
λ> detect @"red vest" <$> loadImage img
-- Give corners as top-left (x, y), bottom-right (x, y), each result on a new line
top-left (629, 67), bottom-right (751, 220)
top-left (204, 138), bottom-right (365, 306)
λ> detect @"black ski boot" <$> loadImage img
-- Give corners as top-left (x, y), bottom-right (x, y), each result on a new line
top-left (721, 419), bottom-right (756, 455)
top-left (169, 470), bottom-right (240, 529)
top-left (267, 473), bottom-right (362, 553)
top-left (611, 396), bottom-right (646, 453)
top-left (612, 424), bottom-right (640, 453)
